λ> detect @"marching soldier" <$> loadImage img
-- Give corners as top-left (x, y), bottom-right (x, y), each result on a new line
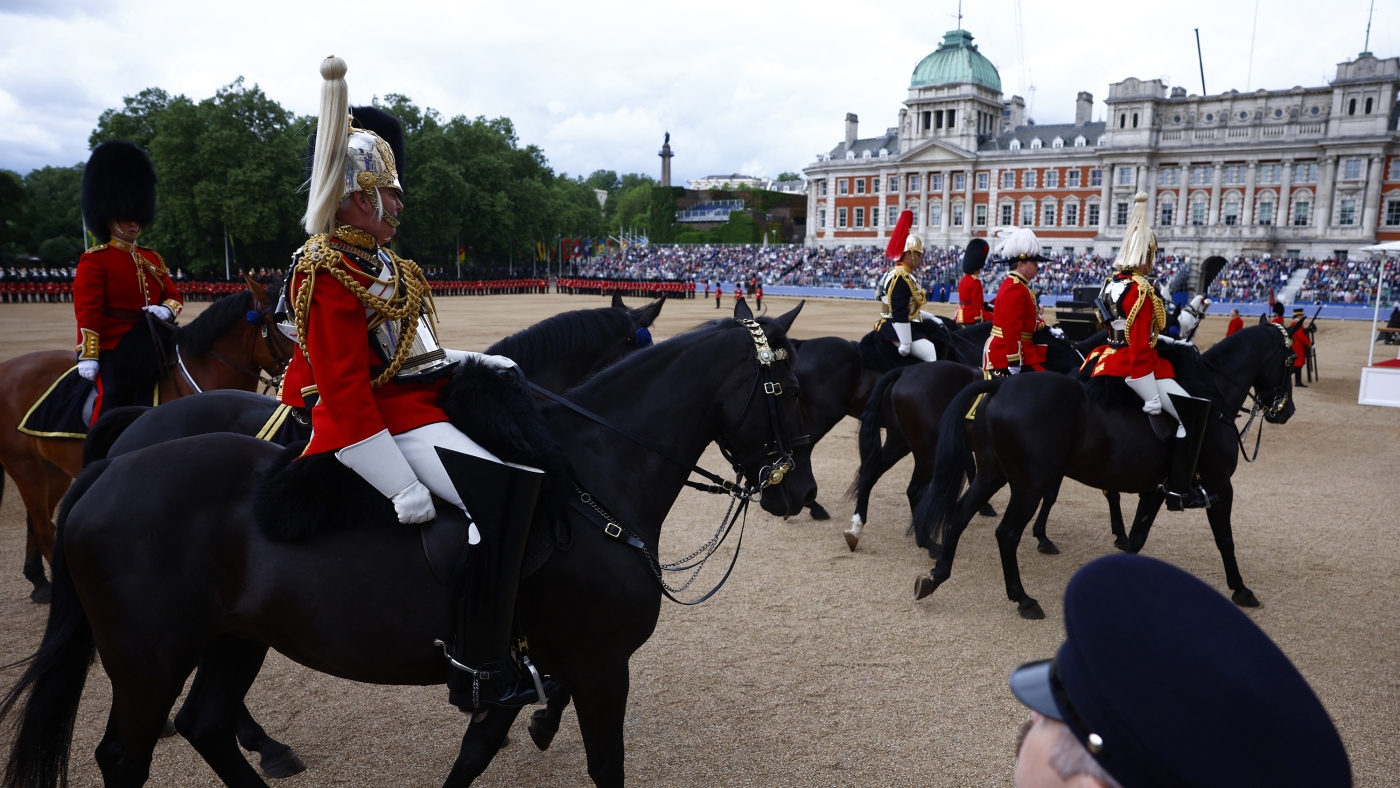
top-left (875, 210), bottom-right (941, 361)
top-left (984, 227), bottom-right (1058, 376)
top-left (954, 238), bottom-right (991, 326)
top-left (1090, 193), bottom-right (1210, 510)
top-left (286, 56), bottom-right (550, 711)
top-left (1225, 308), bottom-right (1244, 337)
top-left (73, 140), bottom-right (183, 423)
top-left (1289, 307), bottom-right (1311, 387)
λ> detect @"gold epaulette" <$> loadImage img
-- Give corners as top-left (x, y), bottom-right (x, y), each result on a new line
top-left (85, 243), bottom-right (109, 254)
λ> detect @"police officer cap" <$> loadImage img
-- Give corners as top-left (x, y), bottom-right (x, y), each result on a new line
top-left (1008, 554), bottom-right (1350, 788)
top-left (962, 238), bottom-right (989, 275)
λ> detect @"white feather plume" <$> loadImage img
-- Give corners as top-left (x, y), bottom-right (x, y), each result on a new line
top-left (303, 56), bottom-right (350, 236)
top-left (994, 226), bottom-right (1041, 260)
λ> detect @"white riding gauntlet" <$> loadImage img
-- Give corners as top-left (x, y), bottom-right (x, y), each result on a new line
top-left (893, 322), bottom-right (913, 356)
top-left (336, 429), bottom-right (436, 524)
top-left (444, 348), bottom-right (517, 370)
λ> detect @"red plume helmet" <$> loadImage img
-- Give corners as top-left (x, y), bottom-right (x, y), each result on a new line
top-left (885, 209), bottom-right (914, 261)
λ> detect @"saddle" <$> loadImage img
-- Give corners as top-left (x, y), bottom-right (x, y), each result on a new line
top-left (857, 330), bottom-right (921, 374)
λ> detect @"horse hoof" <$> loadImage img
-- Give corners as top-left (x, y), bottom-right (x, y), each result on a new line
top-left (1037, 540), bottom-right (1060, 555)
top-left (260, 748), bottom-right (307, 779)
top-left (978, 503), bottom-right (998, 517)
top-left (914, 575), bottom-right (941, 600)
top-left (1113, 537), bottom-right (1131, 552)
top-left (528, 709), bottom-right (559, 751)
top-left (843, 531), bottom-right (859, 551)
top-left (29, 584), bottom-right (52, 604)
top-left (160, 718), bottom-right (178, 739)
top-left (1017, 599), bottom-right (1046, 620)
top-left (1232, 589), bottom-right (1261, 608)
top-left (808, 502), bottom-right (831, 521)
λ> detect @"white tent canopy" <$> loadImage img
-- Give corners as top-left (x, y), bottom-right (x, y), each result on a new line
top-left (1358, 241), bottom-right (1400, 253)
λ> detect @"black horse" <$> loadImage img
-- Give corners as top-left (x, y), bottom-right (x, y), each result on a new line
top-left (90, 299), bottom-right (665, 462)
top-left (912, 324), bottom-right (1295, 618)
top-left (0, 306), bottom-right (816, 788)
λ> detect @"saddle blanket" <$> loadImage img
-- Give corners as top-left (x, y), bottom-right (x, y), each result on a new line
top-left (18, 366), bottom-right (96, 439)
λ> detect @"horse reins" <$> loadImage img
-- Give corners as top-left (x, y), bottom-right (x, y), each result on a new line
top-left (530, 319), bottom-right (811, 605)
top-left (173, 298), bottom-right (291, 396)
top-left (1204, 323), bottom-right (1293, 463)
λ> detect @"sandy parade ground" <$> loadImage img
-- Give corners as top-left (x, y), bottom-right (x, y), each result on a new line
top-left (0, 291), bottom-right (1397, 786)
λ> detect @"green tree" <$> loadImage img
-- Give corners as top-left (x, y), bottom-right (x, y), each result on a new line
top-left (20, 165), bottom-right (84, 254)
top-left (38, 236), bottom-right (83, 265)
top-left (777, 172), bottom-right (802, 182)
top-left (0, 169), bottom-right (25, 253)
top-left (585, 170), bottom-right (619, 192)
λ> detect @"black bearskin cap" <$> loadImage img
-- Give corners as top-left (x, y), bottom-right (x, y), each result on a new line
top-left (962, 238), bottom-right (989, 275)
top-left (304, 105), bottom-right (407, 186)
top-left (82, 140), bottom-right (157, 244)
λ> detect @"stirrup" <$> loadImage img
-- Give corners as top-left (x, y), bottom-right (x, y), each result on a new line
top-left (434, 640), bottom-right (557, 711)
top-left (1161, 483), bottom-right (1214, 512)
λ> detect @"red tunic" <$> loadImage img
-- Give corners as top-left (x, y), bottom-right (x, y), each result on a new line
top-left (291, 247), bottom-right (447, 456)
top-left (72, 239), bottom-right (183, 359)
top-left (1091, 278), bottom-right (1174, 380)
top-left (278, 348), bottom-right (315, 409)
top-left (1289, 322), bottom-right (1311, 369)
top-left (955, 274), bottom-right (986, 324)
top-left (984, 272), bottom-right (1045, 370)
top-left (1225, 316), bottom-right (1244, 336)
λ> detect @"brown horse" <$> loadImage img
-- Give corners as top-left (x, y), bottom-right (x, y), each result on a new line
top-left (0, 276), bottom-right (292, 602)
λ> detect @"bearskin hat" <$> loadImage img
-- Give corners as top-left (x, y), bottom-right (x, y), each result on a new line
top-left (961, 238), bottom-right (989, 275)
top-left (304, 105), bottom-right (407, 186)
top-left (82, 140), bottom-right (157, 244)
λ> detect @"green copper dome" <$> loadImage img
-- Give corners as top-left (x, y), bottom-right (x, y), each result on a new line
top-left (910, 30), bottom-right (1002, 92)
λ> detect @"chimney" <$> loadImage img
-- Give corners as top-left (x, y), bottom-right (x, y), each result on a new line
top-left (1003, 96), bottom-right (1026, 131)
top-left (845, 113), bottom-right (859, 150)
top-left (1075, 92), bottom-right (1093, 126)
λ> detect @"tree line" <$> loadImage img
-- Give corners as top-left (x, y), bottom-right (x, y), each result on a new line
top-left (0, 79), bottom-right (670, 275)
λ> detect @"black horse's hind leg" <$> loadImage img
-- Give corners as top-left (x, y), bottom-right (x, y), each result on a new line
top-left (1123, 491), bottom-right (1166, 553)
top-left (441, 707), bottom-right (521, 787)
top-left (1203, 480), bottom-right (1257, 607)
top-left (175, 635), bottom-right (277, 788)
top-left (1106, 491), bottom-right (1128, 550)
top-left (101, 660), bottom-right (194, 786)
top-left (993, 489), bottom-right (1049, 619)
top-left (23, 514), bottom-right (52, 603)
top-left (805, 501), bottom-right (831, 520)
top-left (916, 471), bottom-right (1004, 600)
top-left (1030, 478), bottom-right (1062, 555)
top-left (235, 701), bottom-right (306, 779)
top-left (967, 459), bottom-right (997, 518)
top-left (846, 434), bottom-right (910, 550)
top-left (529, 688), bottom-right (572, 751)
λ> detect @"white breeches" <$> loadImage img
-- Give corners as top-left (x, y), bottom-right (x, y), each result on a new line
top-left (1156, 378), bottom-right (1188, 426)
top-left (910, 338), bottom-right (939, 362)
top-left (394, 422), bottom-right (503, 540)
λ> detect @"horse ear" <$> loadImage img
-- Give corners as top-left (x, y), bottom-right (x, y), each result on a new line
top-left (611, 292), bottom-right (626, 309)
top-left (244, 274), bottom-right (269, 309)
top-left (733, 297), bottom-right (754, 321)
top-left (773, 300), bottom-right (804, 333)
top-left (630, 297), bottom-right (664, 328)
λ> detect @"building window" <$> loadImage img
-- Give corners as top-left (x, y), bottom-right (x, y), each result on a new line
top-left (1385, 200), bottom-right (1400, 226)
top-left (976, 172), bottom-right (989, 190)
top-left (838, 179), bottom-right (849, 195)
top-left (1191, 165), bottom-right (1212, 185)
top-left (1090, 169), bottom-right (1103, 187)
top-left (1001, 204), bottom-right (1014, 225)
top-left (1010, 139), bottom-right (1022, 150)
top-left (1292, 201), bottom-right (1310, 226)
top-left (1257, 202), bottom-right (1274, 225)
top-left (946, 109), bottom-right (956, 128)
top-left (858, 178), bottom-right (869, 195)
top-left (1030, 138), bottom-right (1042, 149)
top-left (819, 180), bottom-right (827, 197)
top-left (953, 173), bottom-right (966, 191)
top-left (1132, 112), bottom-right (1139, 128)
top-left (854, 207), bottom-right (865, 227)
top-left (872, 206), bottom-right (879, 227)
top-left (1002, 171), bottom-right (1015, 189)
top-left (1118, 167), bottom-right (1134, 186)
top-left (1223, 201), bottom-right (1240, 225)
top-left (818, 209), bottom-right (826, 228)
top-left (952, 203), bottom-right (965, 226)
top-left (1052, 137), bottom-right (1064, 148)
top-left (1338, 199), bottom-right (1356, 226)
top-left (1160, 203), bottom-right (1174, 226)
top-left (1191, 202), bottom-right (1206, 226)
top-left (1390, 159), bottom-right (1400, 180)
top-left (1065, 203), bottom-right (1079, 226)
top-left (1294, 163), bottom-right (1317, 183)
top-left (1020, 204), bottom-right (1035, 226)
top-left (975, 204), bottom-right (988, 226)
top-left (908, 174), bottom-right (921, 192)
top-left (1115, 202), bottom-right (1130, 226)
top-left (1119, 113), bottom-right (1127, 129)
top-left (927, 110), bottom-right (936, 130)
top-left (872, 177), bottom-right (880, 194)
top-left (1159, 167), bottom-right (1179, 186)
top-left (1365, 97), bottom-right (1374, 114)
top-left (929, 174), bottom-right (943, 191)
top-left (1258, 164), bottom-right (1281, 183)
top-left (889, 176), bottom-right (899, 192)
top-left (1348, 98), bottom-right (1357, 115)
top-left (1043, 203), bottom-right (1057, 226)
top-left (927, 202), bottom-right (940, 227)
top-left (1045, 169), bottom-right (1059, 188)
top-left (1344, 159), bottom-right (1362, 179)
top-left (1087, 203), bottom-right (1100, 226)
top-left (1067, 169), bottom-right (1081, 188)
top-left (1023, 169), bottom-right (1037, 189)
top-left (1074, 136), bottom-right (1086, 147)
top-left (888, 206), bottom-right (899, 225)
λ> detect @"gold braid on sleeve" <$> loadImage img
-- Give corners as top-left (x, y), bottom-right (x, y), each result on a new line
top-left (291, 234), bottom-right (434, 388)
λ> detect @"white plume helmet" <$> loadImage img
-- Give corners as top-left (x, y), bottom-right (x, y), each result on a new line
top-left (304, 56), bottom-right (350, 236)
top-left (1112, 192), bottom-right (1157, 270)
top-left (994, 226), bottom-right (1043, 261)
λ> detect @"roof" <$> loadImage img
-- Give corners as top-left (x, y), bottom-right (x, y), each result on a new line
top-left (979, 121), bottom-right (1107, 152)
top-left (911, 30), bottom-right (1002, 92)
top-left (826, 129), bottom-right (900, 161)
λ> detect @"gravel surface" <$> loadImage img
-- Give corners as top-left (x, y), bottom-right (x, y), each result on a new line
top-left (1, 294), bottom-right (1396, 786)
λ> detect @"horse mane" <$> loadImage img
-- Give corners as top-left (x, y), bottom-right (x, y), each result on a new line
top-left (176, 290), bottom-right (254, 357)
top-left (485, 307), bottom-right (634, 367)
top-left (565, 318), bottom-right (753, 402)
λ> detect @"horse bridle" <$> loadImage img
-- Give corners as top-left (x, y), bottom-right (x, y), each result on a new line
top-left (1206, 322), bottom-right (1293, 462)
top-left (175, 299), bottom-right (292, 396)
top-left (531, 319), bottom-right (811, 604)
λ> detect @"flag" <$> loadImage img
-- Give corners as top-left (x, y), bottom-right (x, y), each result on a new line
top-left (458, 245), bottom-right (465, 263)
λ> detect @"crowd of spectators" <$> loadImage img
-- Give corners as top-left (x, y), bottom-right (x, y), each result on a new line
top-left (1293, 258), bottom-right (1400, 305)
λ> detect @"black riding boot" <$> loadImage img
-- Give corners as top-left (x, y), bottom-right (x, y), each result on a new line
top-left (1163, 393), bottom-right (1214, 511)
top-left (434, 447), bottom-right (557, 712)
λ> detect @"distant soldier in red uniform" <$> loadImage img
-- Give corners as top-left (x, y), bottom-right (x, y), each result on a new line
top-left (1225, 308), bottom-right (1244, 337)
top-left (1090, 193), bottom-right (1211, 510)
top-left (984, 227), bottom-right (1058, 375)
top-left (715, 282), bottom-right (723, 309)
top-left (1288, 307), bottom-right (1311, 387)
top-left (875, 210), bottom-right (943, 361)
top-left (1270, 301), bottom-right (1285, 325)
top-left (954, 238), bottom-right (990, 326)
top-left (73, 140), bottom-right (183, 422)
top-left (286, 57), bottom-right (549, 711)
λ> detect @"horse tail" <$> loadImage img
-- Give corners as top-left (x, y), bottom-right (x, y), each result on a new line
top-left (846, 368), bottom-right (905, 500)
top-left (0, 460), bottom-right (108, 788)
top-left (911, 378), bottom-right (1003, 550)
top-left (82, 405), bottom-right (150, 465)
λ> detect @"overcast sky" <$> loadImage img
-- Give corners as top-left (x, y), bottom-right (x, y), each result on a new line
top-left (1, 0), bottom-right (1395, 184)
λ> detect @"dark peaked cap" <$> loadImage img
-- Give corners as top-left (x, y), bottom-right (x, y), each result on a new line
top-left (962, 238), bottom-right (989, 275)
top-left (1009, 554), bottom-right (1350, 788)
top-left (82, 140), bottom-right (157, 244)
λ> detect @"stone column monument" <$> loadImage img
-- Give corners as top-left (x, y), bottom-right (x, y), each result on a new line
top-left (659, 132), bottom-right (674, 187)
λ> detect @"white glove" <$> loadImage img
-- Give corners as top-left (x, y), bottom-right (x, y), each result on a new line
top-left (1126, 374), bottom-right (1162, 415)
top-left (77, 359), bottom-right (99, 380)
top-left (335, 429), bottom-right (436, 524)
top-left (1049, 326), bottom-right (1066, 339)
top-left (1007, 364), bottom-right (1021, 375)
top-left (143, 304), bottom-right (173, 321)
top-left (893, 322), bottom-right (913, 356)
top-left (444, 348), bottom-right (517, 370)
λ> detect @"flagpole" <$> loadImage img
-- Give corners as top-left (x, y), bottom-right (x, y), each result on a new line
top-left (224, 220), bottom-right (230, 280)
